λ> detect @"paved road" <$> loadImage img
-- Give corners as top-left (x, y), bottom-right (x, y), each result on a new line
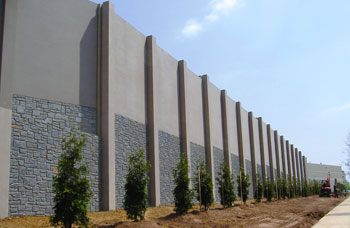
top-left (312, 197), bottom-right (350, 228)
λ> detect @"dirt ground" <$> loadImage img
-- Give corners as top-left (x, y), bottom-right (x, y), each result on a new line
top-left (0, 196), bottom-right (345, 228)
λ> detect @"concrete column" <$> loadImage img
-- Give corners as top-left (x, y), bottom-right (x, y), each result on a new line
top-left (146, 35), bottom-right (160, 206)
top-left (221, 90), bottom-right (231, 166)
top-left (280, 136), bottom-right (287, 179)
top-left (295, 148), bottom-right (300, 185)
top-left (248, 112), bottom-right (257, 192)
top-left (257, 117), bottom-right (266, 185)
top-left (236, 102), bottom-right (245, 169)
top-left (299, 151), bottom-right (303, 185)
top-left (303, 156), bottom-right (308, 180)
top-left (291, 144), bottom-right (296, 179)
top-left (267, 124), bottom-right (274, 183)
top-left (286, 140), bottom-right (292, 181)
top-left (100, 1), bottom-right (116, 210)
top-left (201, 75), bottom-right (215, 199)
top-left (274, 131), bottom-right (281, 180)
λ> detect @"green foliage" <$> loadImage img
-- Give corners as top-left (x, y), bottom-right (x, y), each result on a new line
top-left (288, 177), bottom-right (295, 198)
top-left (293, 177), bottom-right (298, 197)
top-left (216, 162), bottom-right (236, 207)
top-left (173, 154), bottom-right (193, 214)
top-left (50, 130), bottom-right (91, 228)
top-left (266, 178), bottom-right (274, 202)
top-left (194, 161), bottom-right (214, 211)
top-left (296, 179), bottom-right (301, 197)
top-left (276, 179), bottom-right (282, 200)
top-left (237, 167), bottom-right (251, 204)
top-left (307, 179), bottom-right (320, 196)
top-left (337, 182), bottom-right (346, 192)
top-left (123, 149), bottom-right (151, 221)
top-left (281, 178), bottom-right (288, 199)
top-left (254, 173), bottom-right (263, 203)
top-left (302, 179), bottom-right (308, 197)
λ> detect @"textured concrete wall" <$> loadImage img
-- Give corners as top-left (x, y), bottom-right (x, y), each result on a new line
top-left (190, 142), bottom-right (206, 180)
top-left (9, 95), bottom-right (101, 216)
top-left (226, 97), bottom-right (240, 176)
top-left (252, 118), bottom-right (262, 176)
top-left (213, 147), bottom-right (224, 203)
top-left (114, 114), bottom-right (147, 208)
top-left (261, 122), bottom-right (270, 179)
top-left (240, 108), bottom-right (254, 198)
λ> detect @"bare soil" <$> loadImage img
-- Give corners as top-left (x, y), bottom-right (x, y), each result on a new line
top-left (0, 196), bottom-right (345, 228)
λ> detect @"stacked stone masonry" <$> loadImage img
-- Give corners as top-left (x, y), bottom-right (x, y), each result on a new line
top-left (159, 131), bottom-right (181, 205)
top-left (213, 147), bottom-right (224, 203)
top-left (114, 115), bottom-right (147, 208)
top-left (9, 95), bottom-right (102, 216)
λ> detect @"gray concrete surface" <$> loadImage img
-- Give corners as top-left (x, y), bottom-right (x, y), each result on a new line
top-left (312, 197), bottom-right (350, 228)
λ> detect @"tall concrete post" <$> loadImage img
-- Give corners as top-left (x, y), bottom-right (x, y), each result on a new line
top-left (221, 90), bottom-right (231, 167)
top-left (299, 151), bottom-right (303, 185)
top-left (267, 124), bottom-right (274, 183)
top-left (303, 156), bottom-right (308, 180)
top-left (146, 35), bottom-right (160, 206)
top-left (100, 1), bottom-right (116, 210)
top-left (291, 144), bottom-right (296, 179)
top-left (295, 148), bottom-right (300, 186)
top-left (258, 117), bottom-right (266, 185)
top-left (274, 131), bottom-right (281, 180)
top-left (286, 140), bottom-right (292, 181)
top-left (201, 75), bottom-right (215, 195)
top-left (280, 136), bottom-right (287, 179)
top-left (248, 112), bottom-right (257, 192)
top-left (236, 102), bottom-right (245, 170)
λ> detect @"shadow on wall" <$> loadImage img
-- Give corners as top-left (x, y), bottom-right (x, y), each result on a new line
top-left (79, 13), bottom-right (98, 135)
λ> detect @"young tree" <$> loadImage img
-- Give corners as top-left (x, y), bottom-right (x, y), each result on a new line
top-left (276, 179), bottom-right (282, 200)
top-left (288, 177), bottom-right (295, 198)
top-left (123, 149), bottom-right (151, 221)
top-left (194, 161), bottom-right (214, 211)
top-left (237, 167), bottom-right (251, 204)
top-left (254, 173), bottom-right (263, 203)
top-left (266, 178), bottom-right (274, 202)
top-left (281, 178), bottom-right (288, 199)
top-left (50, 130), bottom-right (91, 228)
top-left (173, 153), bottom-right (193, 214)
top-left (216, 162), bottom-right (236, 207)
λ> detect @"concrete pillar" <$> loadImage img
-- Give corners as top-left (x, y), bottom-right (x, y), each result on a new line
top-left (303, 156), bottom-right (308, 180)
top-left (286, 140), bottom-right (292, 181)
top-left (280, 136), bottom-right (287, 179)
top-left (295, 148), bottom-right (300, 185)
top-left (267, 124), bottom-right (274, 183)
top-left (178, 60), bottom-right (190, 158)
top-left (274, 131), bottom-right (281, 180)
top-left (236, 102), bottom-right (245, 170)
top-left (201, 75), bottom-right (215, 193)
top-left (299, 151), bottom-right (303, 185)
top-left (146, 35), bottom-right (160, 206)
top-left (221, 90), bottom-right (231, 167)
top-left (257, 117), bottom-right (266, 185)
top-left (248, 112), bottom-right (257, 192)
top-left (100, 1), bottom-right (116, 210)
top-left (291, 144), bottom-right (296, 179)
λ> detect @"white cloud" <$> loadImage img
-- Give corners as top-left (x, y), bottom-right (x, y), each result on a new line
top-left (181, 19), bottom-right (203, 38)
top-left (323, 103), bottom-right (350, 115)
top-left (180, 0), bottom-right (241, 39)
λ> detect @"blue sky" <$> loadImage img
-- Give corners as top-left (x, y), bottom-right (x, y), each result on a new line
top-left (90, 0), bottom-right (350, 178)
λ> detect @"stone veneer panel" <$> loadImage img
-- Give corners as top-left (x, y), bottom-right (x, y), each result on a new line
top-left (245, 159), bottom-right (254, 199)
top-left (158, 131), bottom-right (181, 205)
top-left (9, 95), bottom-right (101, 216)
top-left (213, 147), bottom-right (224, 203)
top-left (190, 142), bottom-right (206, 181)
top-left (115, 114), bottom-right (148, 208)
top-left (231, 154), bottom-right (240, 199)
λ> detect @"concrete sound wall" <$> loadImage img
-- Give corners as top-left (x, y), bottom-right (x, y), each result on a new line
top-left (0, 0), bottom-right (309, 218)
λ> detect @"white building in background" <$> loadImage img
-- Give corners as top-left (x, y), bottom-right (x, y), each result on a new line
top-left (307, 163), bottom-right (346, 190)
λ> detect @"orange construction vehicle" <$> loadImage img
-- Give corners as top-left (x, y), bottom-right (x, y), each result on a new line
top-left (319, 173), bottom-right (331, 197)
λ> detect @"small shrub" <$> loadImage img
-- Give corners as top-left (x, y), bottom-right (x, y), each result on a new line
top-left (254, 173), bottom-right (263, 203)
top-left (266, 178), bottom-right (274, 202)
top-left (237, 167), bottom-right (251, 204)
top-left (276, 179), bottom-right (282, 200)
top-left (123, 149), bottom-right (151, 221)
top-left (281, 178), bottom-right (288, 199)
top-left (50, 130), bottom-right (91, 228)
top-left (216, 161), bottom-right (236, 207)
top-left (173, 153), bottom-right (193, 214)
top-left (194, 161), bottom-right (214, 211)
top-left (288, 177), bottom-right (295, 198)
